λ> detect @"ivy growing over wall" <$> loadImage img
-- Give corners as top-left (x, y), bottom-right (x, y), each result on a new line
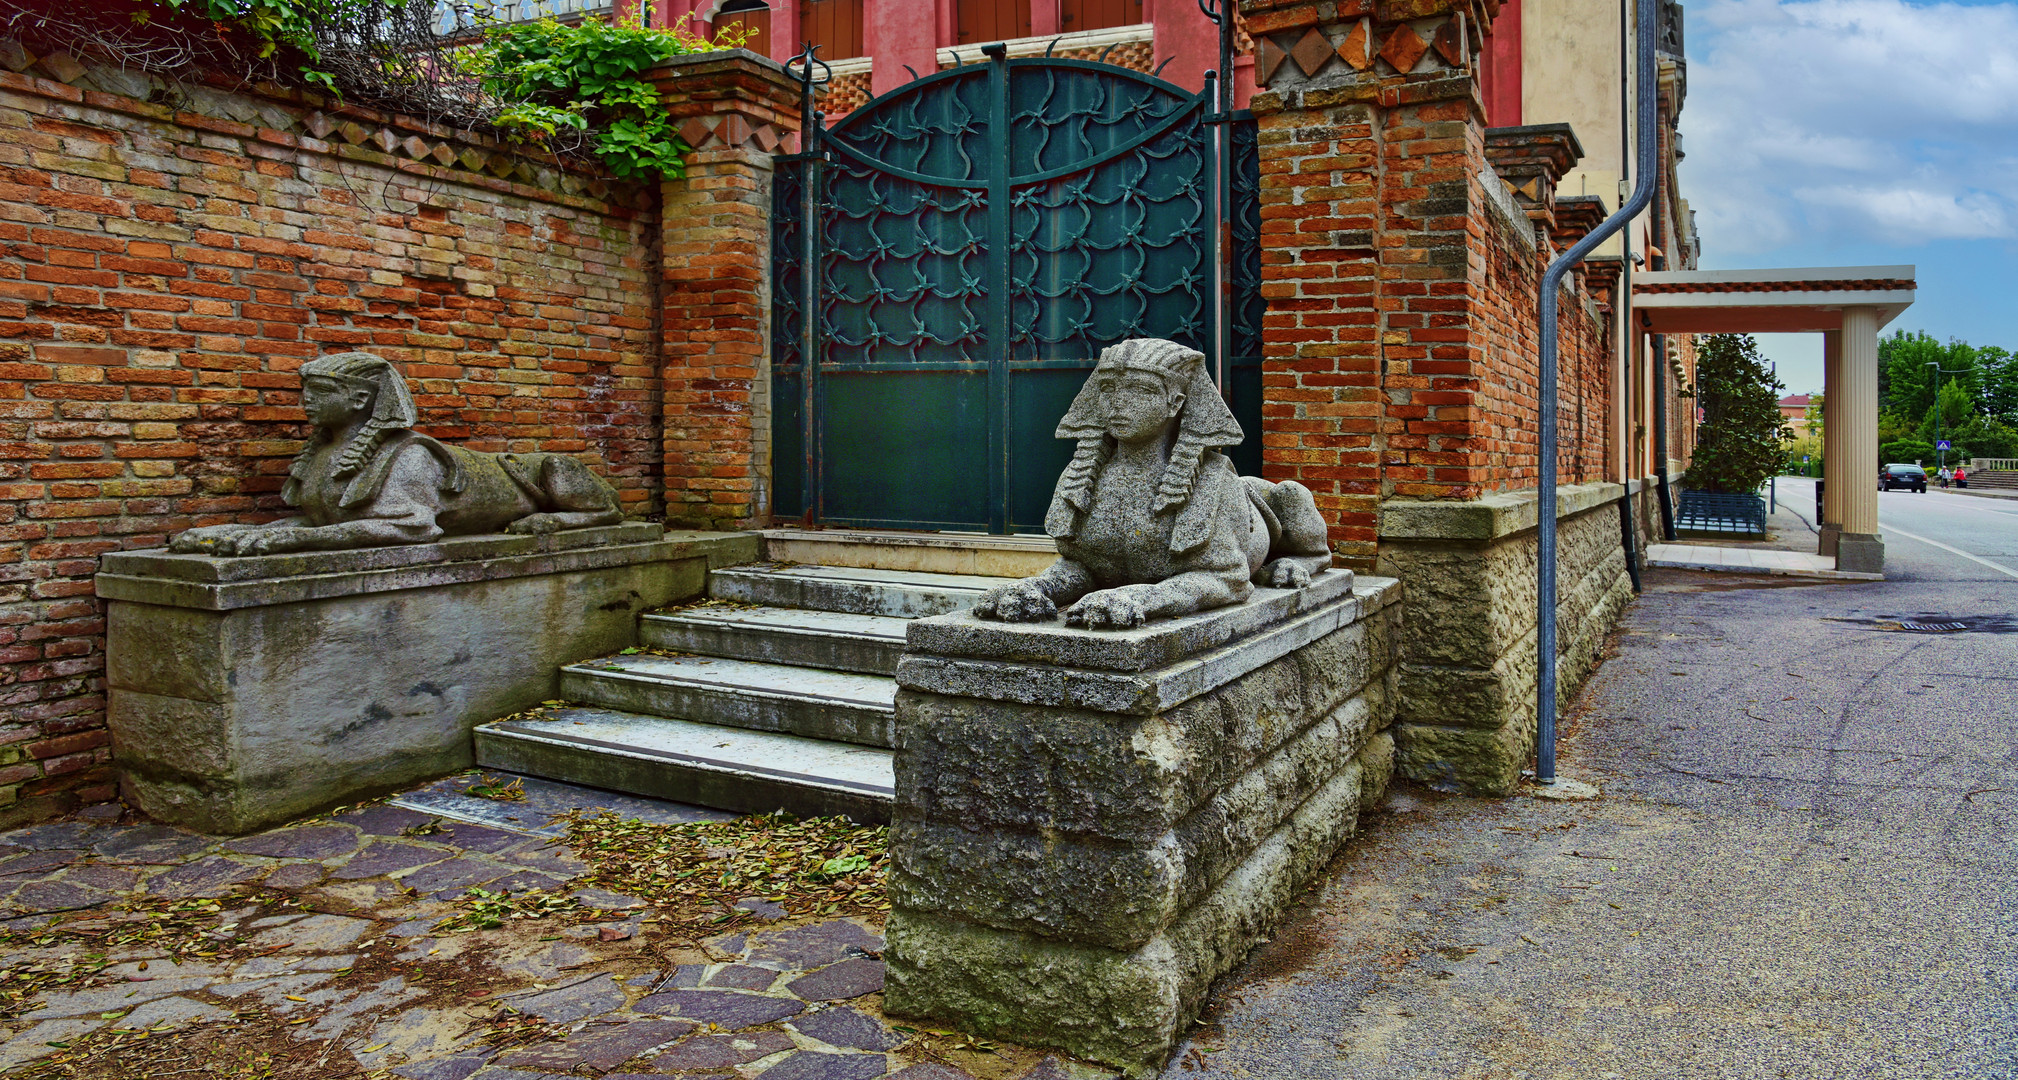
top-left (64, 1), bottom-right (755, 182)
top-left (472, 15), bottom-right (758, 181)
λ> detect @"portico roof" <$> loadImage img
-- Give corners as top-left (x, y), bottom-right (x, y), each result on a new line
top-left (1630, 265), bottom-right (1916, 333)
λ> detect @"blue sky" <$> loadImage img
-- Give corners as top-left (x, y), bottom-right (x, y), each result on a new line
top-left (1675, 0), bottom-right (2018, 394)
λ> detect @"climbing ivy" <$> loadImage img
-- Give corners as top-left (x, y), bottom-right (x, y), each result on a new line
top-left (470, 13), bottom-right (756, 181)
top-left (154, 0), bottom-right (361, 90)
top-left (134, 1), bottom-right (758, 182)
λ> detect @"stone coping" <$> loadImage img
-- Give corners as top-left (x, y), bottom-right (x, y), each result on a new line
top-left (895, 577), bottom-right (1401, 715)
top-left (1378, 481), bottom-right (1628, 543)
top-left (96, 527), bottom-right (758, 612)
top-left (904, 567), bottom-right (1359, 673)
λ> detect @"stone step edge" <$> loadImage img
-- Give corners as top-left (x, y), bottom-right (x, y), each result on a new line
top-left (474, 721), bottom-right (893, 824)
top-left (760, 529), bottom-right (1052, 577)
top-left (641, 607), bottom-right (910, 641)
top-left (560, 661), bottom-right (898, 714)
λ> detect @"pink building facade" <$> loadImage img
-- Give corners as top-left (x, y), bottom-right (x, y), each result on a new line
top-left (616, 0), bottom-right (1257, 113)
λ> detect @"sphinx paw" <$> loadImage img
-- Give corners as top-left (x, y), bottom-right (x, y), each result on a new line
top-left (1065, 590), bottom-right (1147, 630)
top-left (973, 581), bottom-right (1056, 622)
top-left (169, 527), bottom-right (228, 554)
top-left (229, 528), bottom-right (300, 557)
top-left (507, 513), bottom-right (562, 535)
top-left (1264, 558), bottom-right (1312, 589)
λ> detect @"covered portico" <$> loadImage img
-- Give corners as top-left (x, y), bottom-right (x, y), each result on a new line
top-left (1631, 266), bottom-right (1917, 575)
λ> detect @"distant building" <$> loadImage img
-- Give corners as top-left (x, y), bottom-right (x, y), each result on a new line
top-left (1781, 393), bottom-right (1814, 437)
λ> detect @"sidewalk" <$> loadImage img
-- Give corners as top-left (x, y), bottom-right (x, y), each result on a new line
top-left (1164, 556), bottom-right (2018, 1077)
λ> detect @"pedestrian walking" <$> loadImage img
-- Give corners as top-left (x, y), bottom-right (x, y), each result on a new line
top-left (1939, 466), bottom-right (1953, 488)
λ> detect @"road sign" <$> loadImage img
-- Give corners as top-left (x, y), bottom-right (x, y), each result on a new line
top-left (1937, 439), bottom-right (1952, 451)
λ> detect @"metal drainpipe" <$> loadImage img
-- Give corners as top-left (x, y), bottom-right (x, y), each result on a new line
top-left (1536, 0), bottom-right (1660, 785)
top-left (1615, 0), bottom-right (1641, 596)
top-left (1653, 321), bottom-right (1676, 540)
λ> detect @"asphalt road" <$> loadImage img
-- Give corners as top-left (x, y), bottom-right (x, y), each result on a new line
top-left (1167, 477), bottom-right (2018, 1080)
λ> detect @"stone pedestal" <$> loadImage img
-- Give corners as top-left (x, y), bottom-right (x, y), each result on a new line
top-left (1835, 532), bottom-right (1885, 574)
top-left (883, 571), bottom-right (1401, 1075)
top-left (97, 526), bottom-right (757, 834)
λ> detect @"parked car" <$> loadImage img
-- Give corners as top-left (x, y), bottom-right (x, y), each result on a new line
top-left (1880, 463), bottom-right (1928, 492)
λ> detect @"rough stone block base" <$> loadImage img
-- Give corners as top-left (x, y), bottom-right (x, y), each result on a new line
top-left (98, 527), bottom-right (756, 834)
top-left (1378, 483), bottom-right (1637, 795)
top-left (1836, 532), bottom-right (1884, 574)
top-left (886, 576), bottom-right (1401, 1075)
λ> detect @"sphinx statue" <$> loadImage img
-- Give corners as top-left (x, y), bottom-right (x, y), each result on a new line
top-left (974, 338), bottom-right (1337, 629)
top-left (170, 351), bottom-right (625, 556)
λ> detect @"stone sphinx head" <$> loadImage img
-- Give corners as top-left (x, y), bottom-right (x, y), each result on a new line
top-left (286, 352), bottom-right (421, 501)
top-left (1045, 338), bottom-right (1245, 538)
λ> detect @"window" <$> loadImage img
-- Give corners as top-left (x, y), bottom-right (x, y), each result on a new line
top-left (956, 0), bottom-right (1032, 44)
top-left (1060, 0), bottom-right (1143, 33)
top-left (800, 0), bottom-right (864, 60)
top-left (717, 0), bottom-right (771, 49)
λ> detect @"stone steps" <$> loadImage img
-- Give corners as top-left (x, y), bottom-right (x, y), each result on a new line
top-left (474, 554), bottom-right (1031, 823)
top-left (474, 705), bottom-right (896, 824)
top-left (707, 564), bottom-right (999, 619)
top-left (557, 652), bottom-right (897, 748)
top-left (639, 605), bottom-right (907, 676)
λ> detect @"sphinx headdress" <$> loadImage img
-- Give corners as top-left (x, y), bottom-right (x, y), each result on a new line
top-left (1045, 338), bottom-right (1246, 552)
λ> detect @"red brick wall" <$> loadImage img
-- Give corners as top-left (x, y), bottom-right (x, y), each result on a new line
top-left (0, 58), bottom-right (663, 825)
top-left (1472, 194), bottom-right (1614, 493)
top-left (648, 55), bottom-right (802, 530)
top-left (1245, 0), bottom-right (1611, 568)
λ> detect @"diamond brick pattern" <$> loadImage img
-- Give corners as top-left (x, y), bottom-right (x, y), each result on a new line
top-left (1289, 28), bottom-right (1335, 77)
top-left (1257, 36), bottom-right (1289, 84)
top-left (1379, 25), bottom-right (1429, 74)
top-left (1338, 18), bottom-right (1374, 71)
top-left (1433, 17), bottom-right (1467, 68)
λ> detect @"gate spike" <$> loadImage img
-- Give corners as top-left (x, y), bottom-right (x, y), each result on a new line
top-left (1044, 36), bottom-right (1063, 56)
top-left (1097, 41), bottom-right (1120, 64)
top-left (1154, 56), bottom-right (1178, 76)
top-left (903, 64), bottom-right (922, 82)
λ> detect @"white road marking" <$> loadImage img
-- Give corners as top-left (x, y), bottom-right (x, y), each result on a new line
top-left (1915, 494), bottom-right (2018, 517)
top-left (1880, 523), bottom-right (2018, 582)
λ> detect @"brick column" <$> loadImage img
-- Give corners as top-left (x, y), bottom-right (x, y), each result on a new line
top-left (1244, 0), bottom-right (1496, 567)
top-left (646, 51), bottom-right (801, 529)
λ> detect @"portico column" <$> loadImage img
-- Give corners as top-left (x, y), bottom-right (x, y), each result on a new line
top-left (1818, 328), bottom-right (1841, 556)
top-left (1835, 307), bottom-right (1885, 573)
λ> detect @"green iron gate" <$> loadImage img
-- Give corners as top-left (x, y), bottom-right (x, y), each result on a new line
top-left (771, 38), bottom-right (1262, 533)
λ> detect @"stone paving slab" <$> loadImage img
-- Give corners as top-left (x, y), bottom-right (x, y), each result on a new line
top-left (0, 772), bottom-right (1119, 1080)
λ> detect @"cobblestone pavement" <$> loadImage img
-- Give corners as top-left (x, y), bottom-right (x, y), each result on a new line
top-left (0, 783), bottom-right (1114, 1080)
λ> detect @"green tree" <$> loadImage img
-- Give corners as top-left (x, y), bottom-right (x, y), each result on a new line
top-left (1690, 334), bottom-right (1792, 492)
top-left (1918, 380), bottom-right (1975, 447)
top-left (1981, 346), bottom-right (2018, 426)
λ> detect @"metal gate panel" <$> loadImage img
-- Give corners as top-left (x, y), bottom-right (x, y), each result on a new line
top-left (772, 46), bottom-right (1260, 533)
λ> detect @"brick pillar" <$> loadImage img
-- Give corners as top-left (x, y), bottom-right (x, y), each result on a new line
top-left (1244, 0), bottom-right (1496, 567)
top-left (646, 52), bottom-right (801, 530)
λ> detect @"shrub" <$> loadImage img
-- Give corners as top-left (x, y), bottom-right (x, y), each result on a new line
top-left (1688, 334), bottom-right (1791, 493)
top-left (1879, 440), bottom-right (1935, 468)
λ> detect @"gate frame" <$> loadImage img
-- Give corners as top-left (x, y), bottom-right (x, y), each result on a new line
top-left (772, 14), bottom-right (1252, 535)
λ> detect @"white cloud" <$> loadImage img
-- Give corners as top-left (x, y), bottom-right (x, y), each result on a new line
top-left (1679, 0), bottom-right (2018, 253)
